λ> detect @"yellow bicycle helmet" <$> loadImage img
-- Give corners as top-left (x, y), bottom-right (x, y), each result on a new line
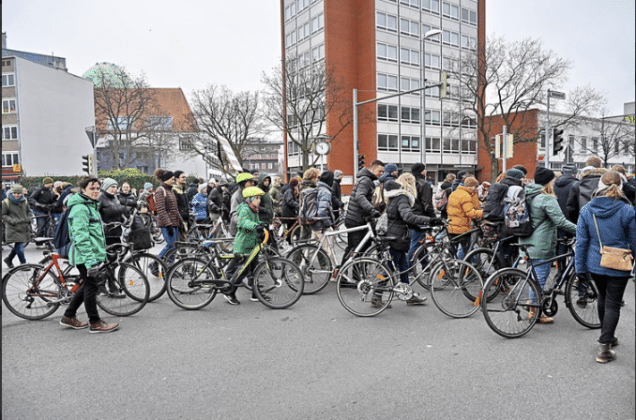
top-left (242, 186), bottom-right (265, 198)
top-left (236, 172), bottom-right (254, 184)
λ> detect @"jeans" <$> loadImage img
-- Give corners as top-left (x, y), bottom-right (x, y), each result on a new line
top-left (407, 229), bottom-right (426, 269)
top-left (64, 264), bottom-right (101, 324)
top-left (592, 273), bottom-right (629, 344)
top-left (158, 226), bottom-right (179, 259)
top-left (529, 259), bottom-right (551, 304)
top-left (389, 248), bottom-right (410, 284)
top-left (7, 242), bottom-right (27, 264)
top-left (33, 210), bottom-right (48, 237)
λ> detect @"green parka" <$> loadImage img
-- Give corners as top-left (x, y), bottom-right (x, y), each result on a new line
top-left (233, 202), bottom-right (261, 254)
top-left (2, 195), bottom-right (32, 244)
top-left (519, 183), bottom-right (576, 259)
top-left (67, 192), bottom-right (106, 269)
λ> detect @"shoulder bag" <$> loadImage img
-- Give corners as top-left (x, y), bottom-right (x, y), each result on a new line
top-left (592, 214), bottom-right (634, 272)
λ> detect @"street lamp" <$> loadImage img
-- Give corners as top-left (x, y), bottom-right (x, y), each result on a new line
top-left (421, 29), bottom-right (442, 170)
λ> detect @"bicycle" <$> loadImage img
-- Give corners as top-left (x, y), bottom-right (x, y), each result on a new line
top-left (165, 230), bottom-right (304, 310)
top-left (30, 204), bottom-right (59, 247)
top-left (2, 251), bottom-right (149, 320)
top-left (480, 238), bottom-right (601, 338)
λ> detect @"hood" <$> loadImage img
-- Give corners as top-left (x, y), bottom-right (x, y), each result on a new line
top-left (555, 174), bottom-right (577, 189)
top-left (457, 185), bottom-right (476, 196)
top-left (524, 183), bottom-right (544, 195)
top-left (384, 180), bottom-right (401, 191)
top-left (319, 170), bottom-right (334, 186)
top-left (258, 173), bottom-right (271, 192)
top-left (357, 168), bottom-right (377, 181)
top-left (67, 191), bottom-right (97, 207)
top-left (501, 176), bottom-right (522, 187)
top-left (379, 173), bottom-right (396, 184)
top-left (588, 196), bottom-right (630, 219)
top-left (440, 181), bottom-right (452, 190)
top-left (385, 188), bottom-right (415, 207)
top-left (300, 179), bottom-right (317, 189)
top-left (7, 192), bottom-right (26, 203)
top-left (318, 181), bottom-right (332, 191)
top-left (581, 168), bottom-right (608, 179)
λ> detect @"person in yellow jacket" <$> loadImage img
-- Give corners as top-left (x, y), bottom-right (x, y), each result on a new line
top-left (446, 176), bottom-right (483, 257)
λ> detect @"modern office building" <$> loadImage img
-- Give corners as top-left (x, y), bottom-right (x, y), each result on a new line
top-left (280, 0), bottom-right (485, 188)
top-left (241, 139), bottom-right (284, 176)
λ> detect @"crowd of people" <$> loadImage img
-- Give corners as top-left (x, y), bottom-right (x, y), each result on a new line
top-left (2, 156), bottom-right (634, 361)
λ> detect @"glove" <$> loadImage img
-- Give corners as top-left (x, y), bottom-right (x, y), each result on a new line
top-left (370, 210), bottom-right (382, 219)
top-left (167, 226), bottom-right (175, 237)
top-left (255, 224), bottom-right (265, 234)
top-left (87, 265), bottom-right (100, 278)
top-left (429, 217), bottom-right (445, 226)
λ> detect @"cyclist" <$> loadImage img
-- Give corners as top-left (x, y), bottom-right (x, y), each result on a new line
top-left (2, 184), bottom-right (31, 268)
top-left (190, 183), bottom-right (209, 224)
top-left (223, 186), bottom-right (266, 305)
top-left (446, 176), bottom-right (483, 258)
top-left (28, 176), bottom-right (57, 237)
top-left (207, 179), bottom-right (228, 223)
top-left (60, 176), bottom-right (119, 333)
top-left (229, 173), bottom-right (256, 236)
top-left (154, 169), bottom-right (184, 260)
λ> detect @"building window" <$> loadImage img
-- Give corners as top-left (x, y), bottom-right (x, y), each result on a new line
top-left (378, 134), bottom-right (399, 151)
top-left (107, 117), bottom-right (131, 130)
top-left (1, 73), bottom-right (15, 86)
top-left (312, 44), bottom-right (325, 61)
top-left (422, 24), bottom-right (441, 42)
top-left (377, 12), bottom-right (398, 32)
top-left (426, 137), bottom-right (441, 153)
top-left (443, 138), bottom-right (460, 153)
top-left (400, 48), bottom-right (420, 66)
top-left (442, 2), bottom-right (459, 19)
top-left (401, 77), bottom-right (420, 94)
top-left (592, 137), bottom-right (599, 152)
top-left (2, 98), bottom-right (17, 114)
top-left (402, 136), bottom-right (421, 152)
top-left (378, 73), bottom-right (398, 92)
top-left (2, 125), bottom-right (18, 140)
top-left (400, 18), bottom-right (420, 37)
top-left (179, 138), bottom-right (193, 150)
top-left (462, 139), bottom-right (477, 154)
top-left (568, 135), bottom-right (575, 150)
top-left (312, 13), bottom-right (324, 33)
top-left (377, 43), bottom-right (398, 62)
top-left (2, 152), bottom-right (19, 166)
top-left (401, 107), bottom-right (420, 123)
top-left (378, 104), bottom-right (399, 122)
top-left (424, 53), bottom-right (440, 69)
top-left (424, 110), bottom-right (441, 125)
top-left (148, 116), bottom-right (173, 130)
top-left (580, 136), bottom-right (587, 150)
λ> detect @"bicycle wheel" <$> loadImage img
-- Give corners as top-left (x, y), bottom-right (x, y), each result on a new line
top-left (96, 262), bottom-right (149, 316)
top-left (125, 252), bottom-right (167, 302)
top-left (166, 257), bottom-right (218, 310)
top-left (463, 247), bottom-right (506, 301)
top-left (336, 258), bottom-right (395, 317)
top-left (163, 243), bottom-right (208, 267)
top-left (252, 257), bottom-right (304, 309)
top-left (481, 268), bottom-right (541, 338)
top-left (410, 241), bottom-right (452, 289)
top-left (2, 264), bottom-right (61, 320)
top-left (286, 244), bottom-right (332, 294)
top-left (212, 222), bottom-right (233, 253)
top-left (565, 274), bottom-right (601, 329)
top-left (428, 259), bottom-right (483, 318)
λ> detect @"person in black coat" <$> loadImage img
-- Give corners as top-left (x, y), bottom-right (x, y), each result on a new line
top-left (117, 182), bottom-right (138, 217)
top-left (281, 178), bottom-right (300, 241)
top-left (407, 163), bottom-right (436, 263)
top-left (332, 170), bottom-right (344, 222)
top-left (207, 179), bottom-right (228, 222)
top-left (98, 178), bottom-right (126, 248)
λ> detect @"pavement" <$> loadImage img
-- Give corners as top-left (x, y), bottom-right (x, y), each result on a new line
top-left (2, 241), bottom-right (635, 420)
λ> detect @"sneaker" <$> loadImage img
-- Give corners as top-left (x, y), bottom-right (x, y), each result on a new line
top-left (4, 257), bottom-right (14, 269)
top-left (406, 293), bottom-right (428, 306)
top-left (108, 290), bottom-right (126, 299)
top-left (538, 315), bottom-right (554, 324)
top-left (89, 320), bottom-right (119, 334)
top-left (60, 316), bottom-right (89, 330)
top-left (596, 343), bottom-right (616, 363)
top-left (371, 296), bottom-right (391, 309)
top-left (250, 295), bottom-right (259, 302)
top-left (224, 293), bottom-right (240, 305)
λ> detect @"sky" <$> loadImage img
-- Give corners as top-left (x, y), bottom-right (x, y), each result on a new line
top-left (3, 0), bottom-right (634, 116)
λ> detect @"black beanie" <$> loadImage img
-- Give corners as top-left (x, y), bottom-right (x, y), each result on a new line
top-left (411, 163), bottom-right (426, 174)
top-left (534, 167), bottom-right (555, 185)
top-left (160, 170), bottom-right (175, 181)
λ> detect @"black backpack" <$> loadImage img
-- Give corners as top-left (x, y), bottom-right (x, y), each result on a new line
top-left (53, 203), bottom-right (88, 258)
top-left (128, 214), bottom-right (153, 250)
top-left (299, 187), bottom-right (319, 225)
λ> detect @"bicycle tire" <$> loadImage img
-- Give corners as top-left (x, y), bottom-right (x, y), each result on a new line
top-left (96, 262), bottom-right (149, 316)
top-left (410, 241), bottom-right (451, 289)
top-left (428, 259), bottom-right (483, 318)
top-left (336, 258), bottom-right (395, 317)
top-left (252, 257), bottom-right (304, 309)
top-left (565, 274), bottom-right (601, 329)
top-left (166, 257), bottom-right (218, 310)
top-left (463, 247), bottom-right (505, 301)
top-left (481, 268), bottom-right (541, 338)
top-left (212, 223), bottom-right (233, 253)
top-left (286, 244), bottom-right (332, 294)
top-left (2, 264), bottom-right (61, 320)
top-left (125, 252), bottom-right (167, 302)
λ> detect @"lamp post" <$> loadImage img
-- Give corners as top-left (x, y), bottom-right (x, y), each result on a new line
top-left (421, 29), bottom-right (442, 169)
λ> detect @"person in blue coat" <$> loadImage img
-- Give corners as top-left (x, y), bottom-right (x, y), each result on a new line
top-left (575, 171), bottom-right (635, 364)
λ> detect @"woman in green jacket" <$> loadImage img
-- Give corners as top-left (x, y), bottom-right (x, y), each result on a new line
top-left (60, 177), bottom-right (119, 334)
top-left (519, 167), bottom-right (576, 324)
top-left (2, 184), bottom-right (31, 268)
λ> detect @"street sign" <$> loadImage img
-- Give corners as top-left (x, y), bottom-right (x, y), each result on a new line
top-left (548, 90), bottom-right (566, 100)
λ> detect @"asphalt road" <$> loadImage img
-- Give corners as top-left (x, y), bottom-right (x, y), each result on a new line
top-left (2, 242), bottom-right (635, 420)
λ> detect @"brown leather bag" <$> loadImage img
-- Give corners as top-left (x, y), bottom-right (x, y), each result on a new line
top-left (593, 215), bottom-right (634, 272)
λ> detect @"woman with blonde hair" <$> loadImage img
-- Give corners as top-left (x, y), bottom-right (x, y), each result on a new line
top-left (382, 173), bottom-right (443, 306)
top-left (520, 167), bottom-right (576, 323)
top-left (575, 171), bottom-right (635, 363)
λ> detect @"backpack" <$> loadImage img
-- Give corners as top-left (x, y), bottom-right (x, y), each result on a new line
top-left (146, 192), bottom-right (157, 214)
top-left (53, 203), bottom-right (88, 258)
top-left (299, 186), bottom-right (319, 225)
top-left (372, 184), bottom-right (387, 213)
top-left (127, 214), bottom-right (153, 250)
top-left (434, 188), bottom-right (448, 211)
top-left (503, 186), bottom-right (540, 238)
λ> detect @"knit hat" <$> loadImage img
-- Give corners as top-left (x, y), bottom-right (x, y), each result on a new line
top-left (334, 170), bottom-right (343, 178)
top-left (11, 184), bottom-right (24, 194)
top-left (208, 178), bottom-right (217, 184)
top-left (42, 177), bottom-right (54, 185)
top-left (159, 170), bottom-right (175, 181)
top-left (456, 171), bottom-right (468, 180)
top-left (102, 178), bottom-right (118, 191)
top-left (384, 163), bottom-right (398, 174)
top-left (411, 163), bottom-right (426, 174)
top-left (512, 165), bottom-right (528, 175)
top-left (217, 179), bottom-right (228, 186)
top-left (464, 177), bottom-right (479, 187)
top-left (506, 168), bottom-right (525, 180)
top-left (561, 163), bottom-right (577, 176)
top-left (198, 183), bottom-right (207, 192)
top-left (534, 167), bottom-right (555, 185)
top-left (144, 182), bottom-right (153, 190)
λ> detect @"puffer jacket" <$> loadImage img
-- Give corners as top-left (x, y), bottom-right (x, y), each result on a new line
top-left (98, 190), bottom-right (125, 239)
top-left (413, 173), bottom-right (435, 218)
top-left (576, 196), bottom-right (635, 277)
top-left (519, 184), bottom-right (576, 259)
top-left (257, 174), bottom-right (274, 225)
top-left (282, 187), bottom-right (299, 218)
top-left (384, 186), bottom-right (431, 252)
top-left (233, 202), bottom-right (261, 254)
top-left (155, 184), bottom-right (183, 228)
top-left (566, 168), bottom-right (607, 222)
top-left (483, 176), bottom-right (522, 222)
top-left (2, 193), bottom-right (32, 243)
top-left (345, 168), bottom-right (377, 227)
top-left (447, 185), bottom-right (483, 234)
top-left (553, 174), bottom-right (578, 218)
top-left (67, 192), bottom-right (106, 269)
top-left (172, 184), bottom-right (190, 223)
top-left (190, 192), bottom-right (208, 221)
top-left (28, 185), bottom-right (57, 212)
top-left (118, 191), bottom-right (138, 217)
top-left (315, 181), bottom-right (335, 230)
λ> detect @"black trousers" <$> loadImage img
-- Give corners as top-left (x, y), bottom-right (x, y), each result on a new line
top-left (64, 264), bottom-right (101, 324)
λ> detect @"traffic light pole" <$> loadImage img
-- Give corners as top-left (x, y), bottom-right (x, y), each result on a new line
top-left (544, 92), bottom-right (551, 169)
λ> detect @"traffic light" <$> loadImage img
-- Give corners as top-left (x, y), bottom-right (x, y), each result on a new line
top-left (82, 155), bottom-right (91, 174)
top-left (358, 154), bottom-right (365, 170)
top-left (552, 128), bottom-right (564, 155)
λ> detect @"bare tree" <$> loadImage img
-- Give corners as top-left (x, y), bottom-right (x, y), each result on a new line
top-left (93, 67), bottom-right (158, 169)
top-left (262, 57), bottom-right (355, 171)
top-left (576, 109), bottom-right (635, 167)
top-left (447, 37), bottom-right (603, 182)
top-left (188, 85), bottom-right (262, 175)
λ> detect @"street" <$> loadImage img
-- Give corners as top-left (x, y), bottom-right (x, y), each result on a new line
top-left (2, 242), bottom-right (635, 420)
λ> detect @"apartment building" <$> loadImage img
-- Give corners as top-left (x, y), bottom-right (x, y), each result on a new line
top-left (281, 0), bottom-right (485, 188)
